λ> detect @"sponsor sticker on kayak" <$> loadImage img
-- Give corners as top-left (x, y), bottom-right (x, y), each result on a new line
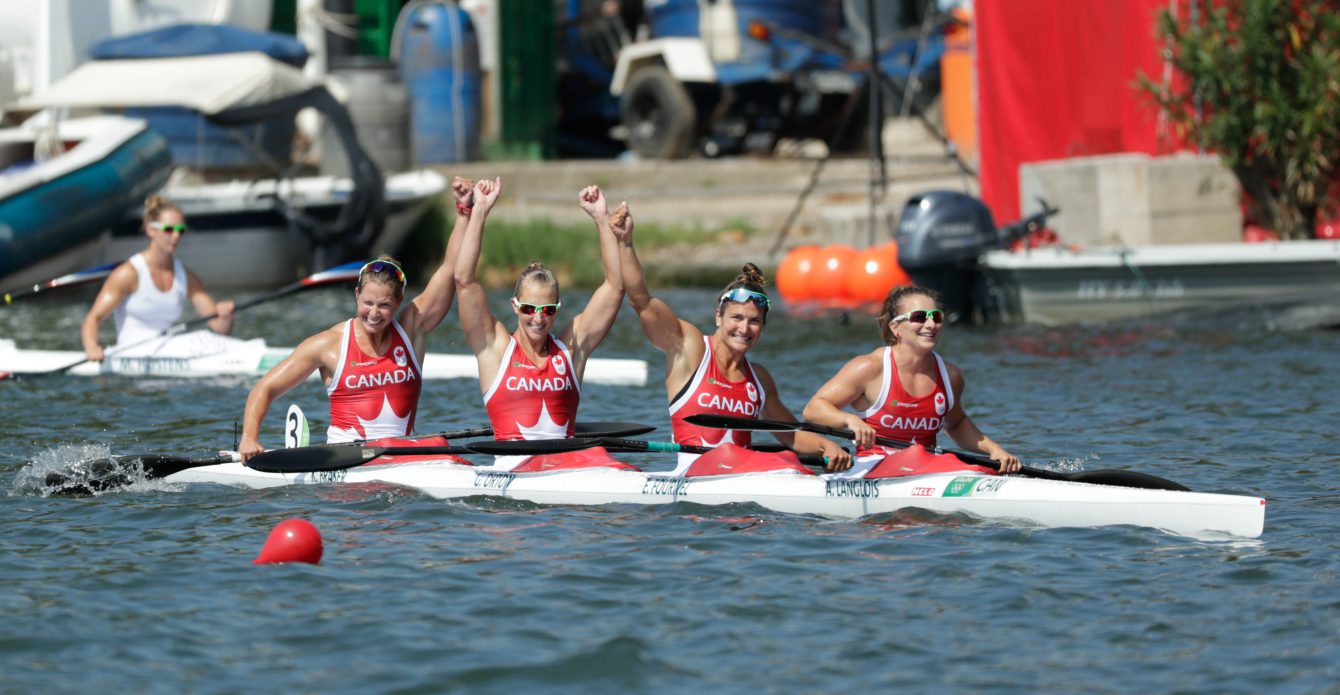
top-left (942, 476), bottom-right (1008, 497)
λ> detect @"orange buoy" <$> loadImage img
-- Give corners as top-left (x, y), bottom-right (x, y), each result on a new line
top-left (254, 518), bottom-right (324, 565)
top-left (845, 242), bottom-right (911, 303)
top-left (775, 245), bottom-right (820, 301)
top-left (809, 244), bottom-right (858, 300)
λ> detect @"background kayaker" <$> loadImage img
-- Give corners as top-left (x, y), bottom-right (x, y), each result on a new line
top-left (453, 179), bottom-right (624, 466)
top-left (235, 175), bottom-right (475, 461)
top-left (804, 285), bottom-right (1021, 478)
top-left (80, 194), bottom-right (235, 362)
top-left (613, 215), bottom-right (852, 475)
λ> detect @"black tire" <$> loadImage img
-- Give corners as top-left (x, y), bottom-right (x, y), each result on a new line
top-left (621, 65), bottom-right (696, 159)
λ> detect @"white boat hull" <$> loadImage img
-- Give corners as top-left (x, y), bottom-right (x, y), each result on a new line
top-left (99, 169), bottom-right (448, 290)
top-left (981, 240), bottom-right (1340, 325)
top-left (167, 458), bottom-right (1266, 539)
top-left (0, 334), bottom-right (649, 386)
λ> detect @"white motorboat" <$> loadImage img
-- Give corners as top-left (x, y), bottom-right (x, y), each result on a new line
top-left (0, 114), bottom-right (173, 290)
top-left (13, 52), bottom-right (447, 289)
top-left (980, 240), bottom-right (1340, 326)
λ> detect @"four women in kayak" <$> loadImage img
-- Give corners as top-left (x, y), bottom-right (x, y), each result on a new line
top-left (229, 175), bottom-right (1015, 476)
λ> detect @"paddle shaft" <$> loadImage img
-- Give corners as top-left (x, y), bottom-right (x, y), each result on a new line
top-left (3, 262), bottom-right (119, 304)
top-left (1, 261), bottom-right (363, 381)
top-left (467, 437), bottom-right (832, 469)
top-left (683, 414), bottom-right (1190, 491)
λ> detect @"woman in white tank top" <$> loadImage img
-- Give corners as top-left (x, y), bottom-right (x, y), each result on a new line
top-left (80, 195), bottom-right (236, 361)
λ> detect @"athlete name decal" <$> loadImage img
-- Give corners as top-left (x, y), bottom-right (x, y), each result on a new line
top-left (474, 471), bottom-right (516, 491)
top-left (642, 477), bottom-right (691, 496)
top-left (309, 469), bottom-right (348, 483)
top-left (825, 479), bottom-right (880, 498)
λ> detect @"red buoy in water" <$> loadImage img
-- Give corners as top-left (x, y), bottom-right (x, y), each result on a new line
top-left (254, 518), bottom-right (323, 565)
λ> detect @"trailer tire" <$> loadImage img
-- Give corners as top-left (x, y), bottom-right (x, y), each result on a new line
top-left (621, 66), bottom-right (696, 159)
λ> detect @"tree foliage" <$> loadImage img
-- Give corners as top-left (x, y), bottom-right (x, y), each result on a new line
top-left (1138, 0), bottom-right (1340, 239)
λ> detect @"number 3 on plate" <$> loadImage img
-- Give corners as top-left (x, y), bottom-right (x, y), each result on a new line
top-left (285, 403), bottom-right (310, 449)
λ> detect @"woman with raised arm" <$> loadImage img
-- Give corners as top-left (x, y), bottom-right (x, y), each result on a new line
top-left (453, 179), bottom-right (625, 468)
top-left (613, 211), bottom-right (851, 475)
top-left (803, 285), bottom-right (1020, 478)
top-left (81, 194), bottom-right (236, 361)
top-left (236, 176), bottom-right (476, 461)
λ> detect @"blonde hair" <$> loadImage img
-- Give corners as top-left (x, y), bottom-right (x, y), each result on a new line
top-left (513, 260), bottom-right (559, 297)
top-left (143, 194), bottom-right (181, 226)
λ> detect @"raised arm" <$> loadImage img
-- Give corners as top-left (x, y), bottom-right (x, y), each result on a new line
top-left (453, 177), bottom-right (507, 356)
top-left (185, 270), bottom-right (234, 335)
top-left (404, 176), bottom-right (473, 350)
top-left (238, 329), bottom-right (339, 461)
top-left (802, 353), bottom-right (883, 449)
top-left (610, 200), bottom-right (698, 362)
top-left (565, 185), bottom-right (625, 370)
top-left (80, 263), bottom-right (137, 361)
top-left (755, 365), bottom-right (852, 471)
top-left (940, 364), bottom-right (1020, 472)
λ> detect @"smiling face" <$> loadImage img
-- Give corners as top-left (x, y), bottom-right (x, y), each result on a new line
top-left (513, 278), bottom-right (560, 342)
top-left (354, 279), bottom-right (401, 336)
top-left (714, 299), bottom-right (766, 353)
top-left (887, 292), bottom-right (942, 350)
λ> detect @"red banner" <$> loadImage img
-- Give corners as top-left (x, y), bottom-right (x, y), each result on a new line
top-left (976, 0), bottom-right (1185, 223)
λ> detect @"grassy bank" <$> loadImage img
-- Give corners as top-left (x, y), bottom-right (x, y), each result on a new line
top-left (397, 202), bottom-right (761, 289)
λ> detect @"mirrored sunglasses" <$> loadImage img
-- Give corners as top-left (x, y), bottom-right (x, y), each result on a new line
top-left (892, 309), bottom-right (945, 324)
top-left (151, 222), bottom-right (188, 234)
top-left (513, 297), bottom-right (561, 317)
top-left (360, 259), bottom-right (406, 285)
top-left (718, 287), bottom-right (770, 310)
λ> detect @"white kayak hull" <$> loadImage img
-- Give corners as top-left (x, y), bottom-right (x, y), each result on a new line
top-left (0, 334), bottom-right (649, 386)
top-left (167, 459), bottom-right (1266, 539)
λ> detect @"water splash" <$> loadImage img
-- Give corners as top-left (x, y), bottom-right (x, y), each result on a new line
top-left (12, 443), bottom-right (145, 497)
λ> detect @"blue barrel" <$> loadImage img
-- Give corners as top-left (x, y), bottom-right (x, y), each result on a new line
top-left (397, 2), bottom-right (481, 164)
top-left (646, 0), bottom-right (824, 39)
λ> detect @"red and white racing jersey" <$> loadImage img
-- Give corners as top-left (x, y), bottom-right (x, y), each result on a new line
top-left (667, 336), bottom-right (766, 474)
top-left (857, 347), bottom-right (954, 456)
top-left (325, 319), bottom-right (422, 443)
top-left (483, 335), bottom-right (579, 441)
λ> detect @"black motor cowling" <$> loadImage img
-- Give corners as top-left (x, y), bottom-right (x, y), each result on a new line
top-left (895, 190), bottom-right (1000, 322)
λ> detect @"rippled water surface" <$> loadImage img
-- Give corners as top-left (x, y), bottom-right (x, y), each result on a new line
top-left (3, 288), bottom-right (1338, 693)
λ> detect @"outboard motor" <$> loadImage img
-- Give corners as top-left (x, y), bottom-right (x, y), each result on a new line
top-left (896, 190), bottom-right (1059, 323)
top-left (895, 190), bottom-right (1000, 322)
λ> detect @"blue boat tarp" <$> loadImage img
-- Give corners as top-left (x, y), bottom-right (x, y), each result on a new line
top-left (88, 23), bottom-right (309, 67)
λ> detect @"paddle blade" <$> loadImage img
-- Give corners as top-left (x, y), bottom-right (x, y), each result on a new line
top-left (42, 453), bottom-right (232, 494)
top-left (573, 421), bottom-right (656, 438)
top-left (683, 414), bottom-right (798, 432)
top-left (1066, 469), bottom-right (1190, 492)
top-left (467, 438), bottom-right (602, 456)
top-left (246, 445), bottom-right (383, 473)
